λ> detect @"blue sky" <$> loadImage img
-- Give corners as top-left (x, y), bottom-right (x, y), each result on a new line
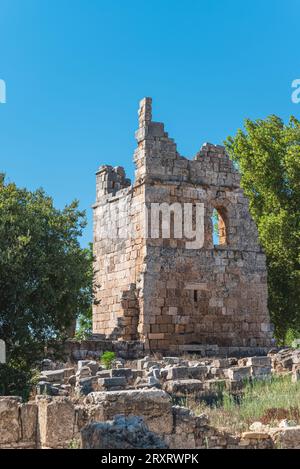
top-left (0, 0), bottom-right (299, 245)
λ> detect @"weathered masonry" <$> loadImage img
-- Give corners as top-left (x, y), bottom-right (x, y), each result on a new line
top-left (92, 98), bottom-right (273, 353)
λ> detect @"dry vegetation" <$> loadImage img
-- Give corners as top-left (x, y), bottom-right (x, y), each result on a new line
top-left (183, 375), bottom-right (300, 433)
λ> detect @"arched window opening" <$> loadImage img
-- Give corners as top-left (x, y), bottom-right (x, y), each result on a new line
top-left (211, 208), bottom-right (227, 246)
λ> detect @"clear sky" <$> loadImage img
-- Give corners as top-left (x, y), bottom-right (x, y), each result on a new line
top-left (0, 0), bottom-right (299, 245)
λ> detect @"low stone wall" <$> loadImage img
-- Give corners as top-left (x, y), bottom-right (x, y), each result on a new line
top-left (1, 391), bottom-right (300, 449)
top-left (58, 339), bottom-right (145, 361)
top-left (55, 339), bottom-right (274, 363)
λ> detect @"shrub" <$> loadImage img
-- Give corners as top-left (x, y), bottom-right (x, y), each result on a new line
top-left (100, 351), bottom-right (116, 369)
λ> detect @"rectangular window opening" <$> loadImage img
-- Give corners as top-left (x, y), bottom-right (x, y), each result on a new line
top-left (194, 290), bottom-right (198, 303)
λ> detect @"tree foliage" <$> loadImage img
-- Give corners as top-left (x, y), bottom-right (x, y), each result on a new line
top-left (226, 115), bottom-right (300, 341)
top-left (0, 177), bottom-right (92, 371)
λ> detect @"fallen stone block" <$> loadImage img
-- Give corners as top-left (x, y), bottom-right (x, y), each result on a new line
top-left (96, 370), bottom-right (111, 378)
top-left (40, 369), bottom-right (65, 383)
top-left (164, 379), bottom-right (204, 395)
top-left (77, 376), bottom-right (98, 395)
top-left (212, 358), bottom-right (237, 368)
top-left (189, 366), bottom-right (209, 380)
top-left (272, 426), bottom-right (300, 449)
top-left (111, 368), bottom-right (133, 381)
top-left (227, 366), bottom-right (251, 381)
top-left (98, 377), bottom-right (127, 390)
top-left (245, 356), bottom-right (271, 367)
top-left (203, 379), bottom-right (226, 392)
top-left (84, 388), bottom-right (173, 435)
top-left (81, 415), bottom-right (167, 449)
top-left (166, 366), bottom-right (190, 381)
top-left (251, 366), bottom-right (272, 378)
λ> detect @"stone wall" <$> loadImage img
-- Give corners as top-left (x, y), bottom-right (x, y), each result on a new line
top-left (59, 339), bottom-right (271, 363)
top-left (0, 397), bottom-right (37, 449)
top-left (93, 97), bottom-right (273, 352)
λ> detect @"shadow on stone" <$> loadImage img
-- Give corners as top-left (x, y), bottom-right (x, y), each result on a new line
top-left (81, 415), bottom-right (167, 449)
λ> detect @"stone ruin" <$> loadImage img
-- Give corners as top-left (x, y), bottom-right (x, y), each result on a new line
top-left (2, 348), bottom-right (300, 449)
top-left (93, 97), bottom-right (273, 354)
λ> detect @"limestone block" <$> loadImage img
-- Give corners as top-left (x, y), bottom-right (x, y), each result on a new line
top-left (227, 366), bottom-right (251, 381)
top-left (96, 370), bottom-right (111, 378)
top-left (111, 368), bottom-right (133, 381)
top-left (164, 379), bottom-right (204, 395)
top-left (245, 356), bottom-right (271, 367)
top-left (251, 366), bottom-right (272, 378)
top-left (40, 369), bottom-right (65, 383)
top-left (98, 376), bottom-right (126, 390)
top-left (272, 427), bottom-right (300, 449)
top-left (166, 367), bottom-right (190, 380)
top-left (84, 388), bottom-right (173, 435)
top-left (20, 402), bottom-right (38, 443)
top-left (212, 358), bottom-right (234, 368)
top-left (37, 397), bottom-right (75, 448)
top-left (166, 366), bottom-right (208, 381)
top-left (0, 397), bottom-right (21, 444)
top-left (189, 366), bottom-right (209, 380)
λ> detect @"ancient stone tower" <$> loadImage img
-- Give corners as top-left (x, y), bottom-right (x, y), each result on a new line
top-left (93, 98), bottom-right (273, 353)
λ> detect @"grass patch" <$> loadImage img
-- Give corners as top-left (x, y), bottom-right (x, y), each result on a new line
top-left (187, 375), bottom-right (300, 433)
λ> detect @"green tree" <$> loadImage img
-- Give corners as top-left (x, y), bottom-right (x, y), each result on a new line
top-left (75, 242), bottom-right (101, 341)
top-left (225, 115), bottom-right (300, 341)
top-left (0, 176), bottom-right (92, 375)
